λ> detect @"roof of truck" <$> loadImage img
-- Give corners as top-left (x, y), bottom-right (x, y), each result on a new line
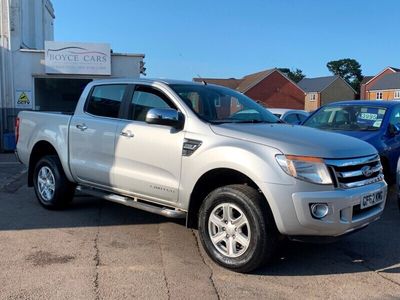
top-left (90, 78), bottom-right (203, 86)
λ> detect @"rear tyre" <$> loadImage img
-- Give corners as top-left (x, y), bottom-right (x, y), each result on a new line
top-left (198, 184), bottom-right (278, 273)
top-left (33, 155), bottom-right (75, 209)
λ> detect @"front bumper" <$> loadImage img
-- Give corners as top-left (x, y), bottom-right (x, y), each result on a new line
top-left (260, 180), bottom-right (387, 237)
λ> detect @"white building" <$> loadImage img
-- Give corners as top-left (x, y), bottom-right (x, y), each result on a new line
top-left (0, 0), bottom-right (145, 151)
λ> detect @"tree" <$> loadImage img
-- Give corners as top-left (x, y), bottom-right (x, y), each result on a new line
top-left (326, 59), bottom-right (363, 93)
top-left (278, 68), bottom-right (305, 83)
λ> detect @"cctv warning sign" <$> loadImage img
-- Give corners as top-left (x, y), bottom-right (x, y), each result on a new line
top-left (15, 90), bottom-right (33, 109)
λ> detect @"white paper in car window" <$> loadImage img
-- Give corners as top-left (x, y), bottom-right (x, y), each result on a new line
top-left (360, 112), bottom-right (377, 120)
top-left (373, 120), bottom-right (382, 127)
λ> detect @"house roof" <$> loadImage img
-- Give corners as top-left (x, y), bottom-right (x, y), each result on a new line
top-left (235, 69), bottom-right (275, 92)
top-left (363, 66), bottom-right (400, 86)
top-left (193, 68), bottom-right (305, 95)
top-left (193, 68), bottom-right (276, 92)
top-left (297, 75), bottom-right (340, 92)
top-left (192, 78), bottom-right (241, 89)
top-left (360, 76), bottom-right (374, 85)
top-left (369, 73), bottom-right (400, 90)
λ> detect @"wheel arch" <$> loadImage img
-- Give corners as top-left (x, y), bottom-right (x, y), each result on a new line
top-left (186, 167), bottom-right (271, 229)
top-left (28, 141), bottom-right (60, 187)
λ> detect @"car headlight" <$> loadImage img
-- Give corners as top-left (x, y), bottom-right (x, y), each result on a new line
top-left (275, 154), bottom-right (332, 185)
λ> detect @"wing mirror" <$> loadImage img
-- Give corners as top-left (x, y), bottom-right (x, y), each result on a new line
top-left (145, 108), bottom-right (184, 129)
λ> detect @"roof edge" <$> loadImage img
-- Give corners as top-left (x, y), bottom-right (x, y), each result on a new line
top-left (363, 66), bottom-right (399, 86)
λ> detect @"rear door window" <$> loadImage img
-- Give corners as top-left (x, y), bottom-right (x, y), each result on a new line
top-left (85, 84), bottom-right (127, 118)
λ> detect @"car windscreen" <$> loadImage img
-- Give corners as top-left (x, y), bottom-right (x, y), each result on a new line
top-left (169, 84), bottom-right (279, 124)
top-left (303, 105), bottom-right (387, 131)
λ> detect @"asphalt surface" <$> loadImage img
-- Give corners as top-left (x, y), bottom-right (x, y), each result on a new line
top-left (0, 156), bottom-right (400, 299)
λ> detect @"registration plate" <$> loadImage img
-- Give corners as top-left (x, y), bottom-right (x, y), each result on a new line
top-left (361, 190), bottom-right (384, 209)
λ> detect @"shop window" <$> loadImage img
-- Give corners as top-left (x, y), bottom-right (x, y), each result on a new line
top-left (86, 84), bottom-right (127, 118)
top-left (34, 78), bottom-right (92, 112)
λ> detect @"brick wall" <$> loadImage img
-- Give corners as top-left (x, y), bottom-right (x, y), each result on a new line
top-left (244, 71), bottom-right (305, 109)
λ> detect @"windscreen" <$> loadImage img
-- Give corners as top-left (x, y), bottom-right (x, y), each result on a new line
top-left (170, 84), bottom-right (279, 124)
top-left (303, 105), bottom-right (386, 131)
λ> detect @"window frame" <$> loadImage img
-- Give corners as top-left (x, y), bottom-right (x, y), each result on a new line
top-left (376, 91), bottom-right (383, 100)
top-left (84, 83), bottom-right (130, 119)
top-left (394, 90), bottom-right (400, 99)
top-left (122, 84), bottom-right (178, 122)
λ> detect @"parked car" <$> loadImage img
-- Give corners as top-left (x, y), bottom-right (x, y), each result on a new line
top-left (16, 80), bottom-right (387, 273)
top-left (268, 108), bottom-right (309, 124)
top-left (303, 100), bottom-right (400, 182)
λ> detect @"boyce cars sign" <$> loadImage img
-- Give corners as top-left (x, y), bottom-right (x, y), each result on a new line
top-left (45, 41), bottom-right (111, 75)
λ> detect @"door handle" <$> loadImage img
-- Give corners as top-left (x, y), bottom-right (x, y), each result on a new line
top-left (76, 124), bottom-right (88, 131)
top-left (120, 130), bottom-right (134, 138)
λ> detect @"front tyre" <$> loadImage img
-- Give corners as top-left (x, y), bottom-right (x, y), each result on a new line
top-left (198, 184), bottom-right (278, 273)
top-left (33, 155), bottom-right (75, 209)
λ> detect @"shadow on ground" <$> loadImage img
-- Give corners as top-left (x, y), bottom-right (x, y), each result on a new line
top-left (0, 182), bottom-right (182, 231)
top-left (0, 178), bottom-right (399, 278)
top-left (254, 186), bottom-right (400, 277)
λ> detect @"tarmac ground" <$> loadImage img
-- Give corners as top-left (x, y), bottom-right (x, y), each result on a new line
top-left (0, 153), bottom-right (399, 299)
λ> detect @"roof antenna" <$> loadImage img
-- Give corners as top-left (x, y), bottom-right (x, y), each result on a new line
top-left (197, 74), bottom-right (207, 85)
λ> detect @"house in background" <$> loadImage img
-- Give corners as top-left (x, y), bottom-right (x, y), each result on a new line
top-left (366, 73), bottom-right (400, 100)
top-left (193, 68), bottom-right (306, 109)
top-left (298, 75), bottom-right (356, 111)
top-left (360, 66), bottom-right (400, 99)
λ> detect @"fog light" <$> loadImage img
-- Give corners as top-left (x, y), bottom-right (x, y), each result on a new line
top-left (310, 203), bottom-right (329, 219)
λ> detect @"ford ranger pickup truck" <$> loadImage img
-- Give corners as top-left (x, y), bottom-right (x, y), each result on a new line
top-left (16, 79), bottom-right (387, 273)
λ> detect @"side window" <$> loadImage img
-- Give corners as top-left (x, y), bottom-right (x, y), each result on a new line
top-left (389, 106), bottom-right (400, 126)
top-left (297, 113), bottom-right (308, 123)
top-left (86, 84), bottom-right (127, 118)
top-left (284, 113), bottom-right (299, 124)
top-left (130, 86), bottom-right (175, 121)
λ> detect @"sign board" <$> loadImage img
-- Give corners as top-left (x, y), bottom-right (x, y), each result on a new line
top-left (45, 41), bottom-right (111, 75)
top-left (15, 90), bottom-right (33, 109)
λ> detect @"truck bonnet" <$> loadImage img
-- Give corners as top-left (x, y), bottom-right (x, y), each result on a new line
top-left (210, 123), bottom-right (377, 159)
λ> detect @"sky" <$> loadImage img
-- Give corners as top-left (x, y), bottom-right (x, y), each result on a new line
top-left (52, 0), bottom-right (400, 80)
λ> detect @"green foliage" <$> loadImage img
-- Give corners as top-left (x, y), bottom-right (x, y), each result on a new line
top-left (278, 68), bottom-right (306, 83)
top-left (326, 59), bottom-right (363, 92)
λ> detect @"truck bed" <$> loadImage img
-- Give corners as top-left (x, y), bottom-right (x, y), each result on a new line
top-left (16, 110), bottom-right (73, 179)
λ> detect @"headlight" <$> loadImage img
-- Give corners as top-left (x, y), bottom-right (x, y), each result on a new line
top-left (275, 154), bottom-right (332, 185)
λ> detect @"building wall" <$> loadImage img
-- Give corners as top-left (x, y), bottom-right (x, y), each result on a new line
top-left (18, 0), bottom-right (54, 50)
top-left (0, 49), bottom-right (144, 150)
top-left (12, 50), bottom-right (143, 109)
top-left (245, 71), bottom-right (305, 109)
top-left (0, 0), bottom-right (55, 150)
top-left (367, 90), bottom-right (398, 100)
top-left (361, 68), bottom-right (396, 99)
top-left (321, 78), bottom-right (356, 105)
top-left (304, 92), bottom-right (320, 112)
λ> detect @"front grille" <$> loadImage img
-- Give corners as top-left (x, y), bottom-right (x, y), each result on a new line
top-left (325, 154), bottom-right (384, 189)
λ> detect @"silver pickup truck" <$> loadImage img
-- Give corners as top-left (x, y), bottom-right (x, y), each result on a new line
top-left (16, 78), bottom-right (387, 272)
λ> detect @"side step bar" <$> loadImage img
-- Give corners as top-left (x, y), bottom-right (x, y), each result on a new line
top-left (76, 186), bottom-right (186, 219)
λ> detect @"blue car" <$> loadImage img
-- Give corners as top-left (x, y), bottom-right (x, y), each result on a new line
top-left (303, 100), bottom-right (400, 183)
